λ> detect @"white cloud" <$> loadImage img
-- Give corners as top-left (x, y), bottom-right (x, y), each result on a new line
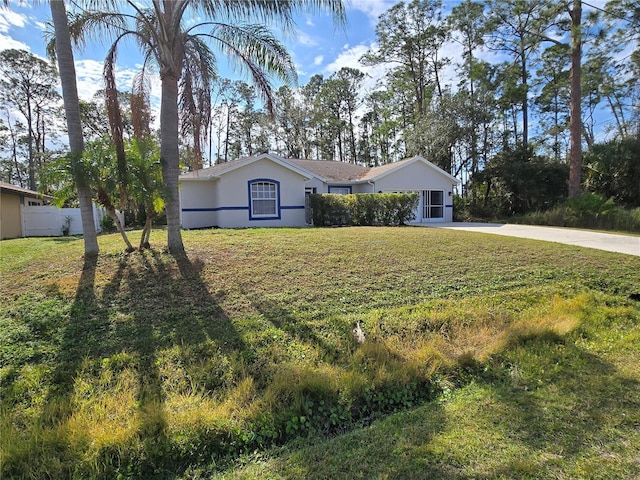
top-left (74, 59), bottom-right (105, 100)
top-left (0, 8), bottom-right (28, 33)
top-left (74, 59), bottom-right (160, 103)
top-left (0, 8), bottom-right (32, 52)
top-left (439, 40), bottom-right (465, 91)
top-left (313, 55), bottom-right (324, 66)
top-left (295, 30), bottom-right (319, 47)
top-left (306, 16), bottom-right (315, 27)
top-left (324, 38), bottom-right (491, 95)
top-left (346, 0), bottom-right (395, 24)
top-left (0, 33), bottom-right (30, 52)
top-left (324, 42), bottom-right (392, 94)
top-left (325, 43), bottom-right (370, 73)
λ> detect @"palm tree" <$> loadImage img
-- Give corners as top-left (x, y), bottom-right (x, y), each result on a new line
top-left (125, 136), bottom-right (164, 250)
top-left (71, 0), bottom-right (345, 254)
top-left (49, 0), bottom-right (100, 256)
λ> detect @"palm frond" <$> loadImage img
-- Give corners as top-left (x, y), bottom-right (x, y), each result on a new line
top-left (103, 42), bottom-right (128, 206)
top-left (66, 9), bottom-right (129, 49)
top-left (131, 70), bottom-right (152, 138)
top-left (195, 0), bottom-right (346, 35)
top-left (179, 35), bottom-right (217, 169)
top-left (203, 22), bottom-right (297, 115)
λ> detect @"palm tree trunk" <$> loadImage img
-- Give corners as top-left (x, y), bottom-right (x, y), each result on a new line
top-left (568, 0), bottom-right (582, 198)
top-left (109, 209), bottom-right (134, 251)
top-left (50, 0), bottom-right (99, 256)
top-left (139, 213), bottom-right (153, 250)
top-left (97, 188), bottom-right (134, 251)
top-left (160, 72), bottom-right (185, 254)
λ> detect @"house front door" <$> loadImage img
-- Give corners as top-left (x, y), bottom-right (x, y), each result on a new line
top-left (305, 188), bottom-right (316, 224)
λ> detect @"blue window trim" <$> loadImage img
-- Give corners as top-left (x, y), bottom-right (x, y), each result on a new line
top-left (248, 178), bottom-right (281, 220)
top-left (182, 206), bottom-right (248, 212)
top-left (328, 185), bottom-right (352, 194)
top-left (183, 205), bottom-right (304, 213)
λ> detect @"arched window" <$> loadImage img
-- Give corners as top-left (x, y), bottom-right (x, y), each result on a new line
top-left (249, 179), bottom-right (280, 219)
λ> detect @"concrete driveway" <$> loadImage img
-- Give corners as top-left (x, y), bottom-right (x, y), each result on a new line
top-left (423, 223), bottom-right (640, 257)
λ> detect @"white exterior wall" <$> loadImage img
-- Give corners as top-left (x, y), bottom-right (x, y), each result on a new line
top-left (304, 177), bottom-right (325, 193)
top-left (180, 180), bottom-right (218, 229)
top-left (373, 161), bottom-right (457, 223)
top-left (351, 183), bottom-right (373, 194)
top-left (181, 158), bottom-right (308, 229)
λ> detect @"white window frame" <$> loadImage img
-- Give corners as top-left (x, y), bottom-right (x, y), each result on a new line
top-left (249, 179), bottom-right (280, 220)
top-left (328, 185), bottom-right (352, 195)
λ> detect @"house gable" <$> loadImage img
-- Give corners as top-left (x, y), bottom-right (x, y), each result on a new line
top-left (180, 153), bottom-right (314, 182)
top-left (363, 156), bottom-right (459, 185)
top-left (180, 154), bottom-right (310, 228)
top-left (371, 158), bottom-right (459, 193)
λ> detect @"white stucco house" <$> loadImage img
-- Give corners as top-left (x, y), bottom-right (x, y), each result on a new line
top-left (179, 153), bottom-right (460, 229)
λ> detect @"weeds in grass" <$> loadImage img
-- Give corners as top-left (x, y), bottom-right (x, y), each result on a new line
top-left (1, 228), bottom-right (639, 479)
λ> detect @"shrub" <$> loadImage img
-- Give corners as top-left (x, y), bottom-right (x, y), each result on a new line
top-left (100, 214), bottom-right (116, 233)
top-left (311, 194), bottom-right (351, 226)
top-left (311, 193), bottom-right (418, 226)
top-left (566, 193), bottom-right (616, 222)
top-left (510, 196), bottom-right (640, 233)
top-left (584, 137), bottom-right (640, 207)
top-left (467, 146), bottom-right (569, 216)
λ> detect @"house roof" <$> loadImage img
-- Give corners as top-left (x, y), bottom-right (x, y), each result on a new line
top-left (286, 159), bottom-right (367, 182)
top-left (0, 181), bottom-right (48, 199)
top-left (179, 153), bottom-right (315, 181)
top-left (180, 154), bottom-right (460, 184)
top-left (289, 156), bottom-right (460, 184)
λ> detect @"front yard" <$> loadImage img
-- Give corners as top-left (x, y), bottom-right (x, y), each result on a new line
top-left (1, 227), bottom-right (639, 479)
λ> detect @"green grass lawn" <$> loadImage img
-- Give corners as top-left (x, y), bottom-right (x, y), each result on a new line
top-left (1, 227), bottom-right (639, 479)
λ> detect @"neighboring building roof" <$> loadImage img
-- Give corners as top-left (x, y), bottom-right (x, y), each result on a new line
top-left (180, 154), bottom-right (460, 184)
top-left (0, 181), bottom-right (48, 199)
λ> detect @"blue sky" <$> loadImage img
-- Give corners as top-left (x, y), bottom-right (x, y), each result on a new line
top-left (0, 0), bottom-right (401, 104)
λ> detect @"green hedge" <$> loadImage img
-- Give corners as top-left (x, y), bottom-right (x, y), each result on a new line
top-left (310, 193), bottom-right (419, 226)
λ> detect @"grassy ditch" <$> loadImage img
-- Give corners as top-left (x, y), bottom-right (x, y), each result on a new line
top-left (1, 227), bottom-right (639, 479)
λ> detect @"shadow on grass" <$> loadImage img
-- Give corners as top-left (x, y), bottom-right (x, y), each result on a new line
top-left (45, 253), bottom-right (102, 400)
top-left (483, 331), bottom-right (640, 476)
top-left (248, 294), bottom-right (346, 362)
top-left (46, 235), bottom-right (84, 243)
top-left (38, 249), bottom-right (245, 477)
top-left (234, 327), bottom-right (640, 480)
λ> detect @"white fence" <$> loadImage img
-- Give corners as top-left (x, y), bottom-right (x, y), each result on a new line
top-left (20, 204), bottom-right (124, 237)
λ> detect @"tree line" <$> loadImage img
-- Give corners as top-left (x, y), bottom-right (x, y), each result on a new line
top-left (0, 0), bottom-right (638, 253)
top-left (201, 0), bottom-right (638, 202)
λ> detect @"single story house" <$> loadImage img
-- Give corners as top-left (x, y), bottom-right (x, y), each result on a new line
top-left (179, 153), bottom-right (460, 229)
top-left (1, 182), bottom-right (47, 239)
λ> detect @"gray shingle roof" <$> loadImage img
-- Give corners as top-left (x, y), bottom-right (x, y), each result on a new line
top-left (179, 157), bottom-right (251, 179)
top-left (179, 154), bottom-right (459, 184)
top-left (286, 159), bottom-right (368, 181)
